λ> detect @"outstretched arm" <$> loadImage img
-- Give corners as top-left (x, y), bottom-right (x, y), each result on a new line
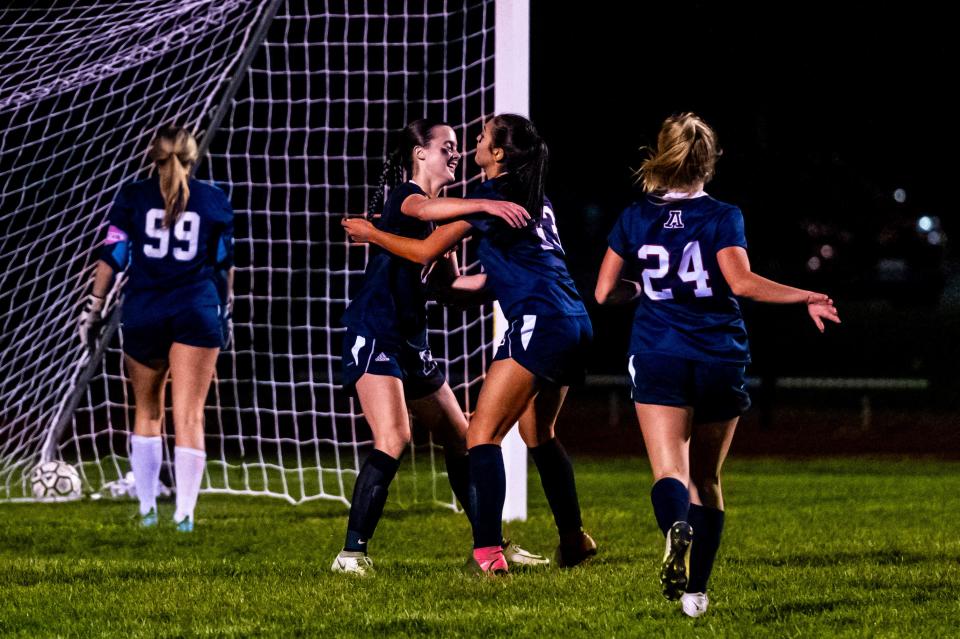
top-left (717, 246), bottom-right (841, 332)
top-left (595, 248), bottom-right (643, 305)
top-left (400, 194), bottom-right (530, 228)
top-left (342, 218), bottom-right (473, 265)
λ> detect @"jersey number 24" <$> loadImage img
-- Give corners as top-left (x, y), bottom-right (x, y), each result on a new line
top-left (143, 208), bottom-right (200, 261)
top-left (638, 241), bottom-right (713, 300)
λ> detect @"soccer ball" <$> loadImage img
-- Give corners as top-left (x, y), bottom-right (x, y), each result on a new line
top-left (30, 461), bottom-right (82, 502)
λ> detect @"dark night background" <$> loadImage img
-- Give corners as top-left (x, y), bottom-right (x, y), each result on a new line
top-left (530, 3), bottom-right (959, 407)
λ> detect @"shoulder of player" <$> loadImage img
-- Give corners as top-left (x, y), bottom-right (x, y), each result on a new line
top-left (186, 179), bottom-right (234, 216)
top-left (467, 177), bottom-right (506, 202)
top-left (391, 180), bottom-right (425, 201)
top-left (187, 178), bottom-right (231, 198)
top-left (119, 176), bottom-right (154, 196)
top-left (700, 196), bottom-right (743, 221)
top-left (381, 181), bottom-right (426, 217)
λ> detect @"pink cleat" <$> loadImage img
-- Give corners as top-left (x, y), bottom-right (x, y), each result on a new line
top-left (472, 545), bottom-right (509, 575)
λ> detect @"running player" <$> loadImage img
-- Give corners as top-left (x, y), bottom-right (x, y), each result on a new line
top-left (78, 125), bottom-right (234, 532)
top-left (342, 114), bottom-right (597, 575)
top-left (594, 112), bottom-right (840, 616)
top-left (331, 118), bottom-right (545, 575)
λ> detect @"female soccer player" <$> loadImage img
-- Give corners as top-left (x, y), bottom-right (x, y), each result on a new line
top-left (78, 125), bottom-right (234, 532)
top-left (594, 112), bottom-right (840, 616)
top-left (343, 114), bottom-right (597, 575)
top-left (332, 118), bottom-right (546, 575)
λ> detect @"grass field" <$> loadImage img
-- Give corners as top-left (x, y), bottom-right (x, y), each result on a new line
top-left (2, 457), bottom-right (959, 638)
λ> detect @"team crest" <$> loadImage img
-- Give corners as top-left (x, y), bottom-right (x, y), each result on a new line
top-left (664, 210), bottom-right (684, 229)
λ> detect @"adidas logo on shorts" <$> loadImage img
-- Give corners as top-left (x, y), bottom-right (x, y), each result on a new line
top-left (375, 352), bottom-right (390, 362)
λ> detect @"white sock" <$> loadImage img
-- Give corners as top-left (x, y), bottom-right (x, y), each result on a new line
top-left (174, 446), bottom-right (206, 523)
top-left (130, 435), bottom-right (162, 516)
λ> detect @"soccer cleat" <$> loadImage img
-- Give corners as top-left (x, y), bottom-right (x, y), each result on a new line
top-left (501, 539), bottom-right (550, 567)
top-left (555, 530), bottom-right (598, 568)
top-left (331, 550), bottom-right (374, 576)
top-left (137, 508), bottom-right (158, 528)
top-left (681, 592), bottom-right (709, 617)
top-left (175, 516), bottom-right (194, 533)
top-left (660, 521), bottom-right (693, 600)
top-left (471, 546), bottom-right (509, 576)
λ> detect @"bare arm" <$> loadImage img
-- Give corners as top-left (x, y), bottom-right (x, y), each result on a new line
top-left (400, 194), bottom-right (530, 228)
top-left (433, 273), bottom-right (495, 306)
top-left (717, 246), bottom-right (841, 332)
top-left (91, 260), bottom-right (115, 298)
top-left (342, 218), bottom-right (472, 265)
top-left (594, 248), bottom-right (643, 305)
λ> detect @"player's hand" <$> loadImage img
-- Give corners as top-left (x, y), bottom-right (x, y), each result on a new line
top-left (806, 293), bottom-right (840, 333)
top-left (482, 200), bottom-right (530, 228)
top-left (221, 294), bottom-right (234, 350)
top-left (342, 217), bottom-right (377, 243)
top-left (78, 294), bottom-right (105, 348)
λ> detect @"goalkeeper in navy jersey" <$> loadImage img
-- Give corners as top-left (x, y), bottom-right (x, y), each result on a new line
top-left (595, 113), bottom-right (840, 617)
top-left (332, 118), bottom-right (547, 575)
top-left (78, 125), bottom-right (234, 532)
top-left (343, 114), bottom-right (597, 575)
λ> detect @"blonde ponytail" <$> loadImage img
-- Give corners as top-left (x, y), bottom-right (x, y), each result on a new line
top-left (149, 125), bottom-right (198, 228)
top-left (635, 113), bottom-right (721, 194)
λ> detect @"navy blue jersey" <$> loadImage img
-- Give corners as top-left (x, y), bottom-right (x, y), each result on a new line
top-left (465, 176), bottom-right (587, 320)
top-left (608, 194), bottom-right (750, 364)
top-left (341, 181), bottom-right (433, 349)
top-left (100, 175), bottom-right (234, 299)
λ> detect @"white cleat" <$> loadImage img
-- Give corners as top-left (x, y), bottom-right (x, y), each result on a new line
top-left (681, 592), bottom-right (708, 618)
top-left (502, 540), bottom-right (550, 567)
top-left (331, 550), bottom-right (374, 576)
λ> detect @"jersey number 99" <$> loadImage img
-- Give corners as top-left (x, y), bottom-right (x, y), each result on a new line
top-left (143, 208), bottom-right (200, 260)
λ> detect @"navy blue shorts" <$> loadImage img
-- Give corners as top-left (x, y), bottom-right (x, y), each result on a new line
top-left (494, 314), bottom-right (592, 386)
top-left (628, 352), bottom-right (751, 423)
top-left (341, 329), bottom-right (446, 401)
top-left (122, 288), bottom-right (224, 365)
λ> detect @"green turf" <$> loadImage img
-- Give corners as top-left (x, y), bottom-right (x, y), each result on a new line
top-left (2, 458), bottom-right (959, 638)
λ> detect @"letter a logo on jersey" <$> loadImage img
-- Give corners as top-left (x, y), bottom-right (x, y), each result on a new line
top-left (664, 210), bottom-right (684, 229)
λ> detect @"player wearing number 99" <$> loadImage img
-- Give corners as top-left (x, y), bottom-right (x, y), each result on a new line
top-left (595, 113), bottom-right (840, 616)
top-left (78, 125), bottom-right (234, 532)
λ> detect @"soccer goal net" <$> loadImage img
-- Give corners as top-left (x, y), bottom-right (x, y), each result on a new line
top-left (0, 0), bottom-right (500, 505)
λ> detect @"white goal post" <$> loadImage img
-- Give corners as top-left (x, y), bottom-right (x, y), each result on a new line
top-left (0, 0), bottom-right (531, 519)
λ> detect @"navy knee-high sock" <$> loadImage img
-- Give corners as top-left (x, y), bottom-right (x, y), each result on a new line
top-left (530, 438), bottom-right (583, 536)
top-left (444, 449), bottom-right (473, 525)
top-left (650, 478), bottom-right (690, 535)
top-left (686, 503), bottom-right (725, 593)
top-left (344, 449), bottom-right (400, 552)
top-left (468, 444), bottom-right (505, 548)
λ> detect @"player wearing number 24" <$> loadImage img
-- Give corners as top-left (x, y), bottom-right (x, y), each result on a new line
top-left (77, 125), bottom-right (235, 532)
top-left (595, 113), bottom-right (840, 617)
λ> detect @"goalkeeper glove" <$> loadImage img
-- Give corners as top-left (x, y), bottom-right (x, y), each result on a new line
top-left (78, 294), bottom-right (105, 348)
top-left (221, 294), bottom-right (234, 350)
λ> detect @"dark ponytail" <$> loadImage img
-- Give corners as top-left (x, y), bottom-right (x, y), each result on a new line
top-left (367, 118), bottom-right (451, 216)
top-left (488, 114), bottom-right (548, 221)
top-left (367, 149), bottom-right (404, 216)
